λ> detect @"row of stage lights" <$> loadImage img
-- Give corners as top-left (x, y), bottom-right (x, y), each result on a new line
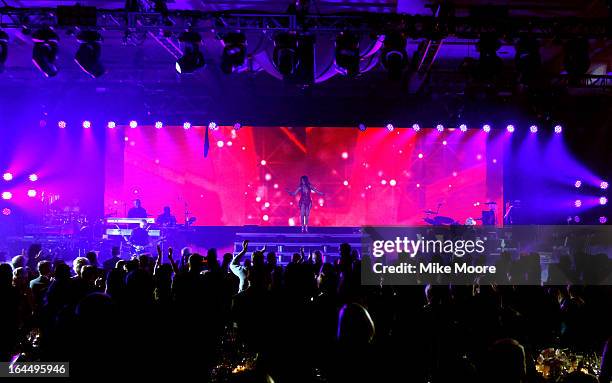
top-left (52, 120), bottom-right (561, 134)
top-left (572, 179), bottom-right (608, 225)
top-left (2, 172), bottom-right (39, 201)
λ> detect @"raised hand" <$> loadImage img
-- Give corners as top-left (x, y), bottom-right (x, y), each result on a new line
top-left (242, 240), bottom-right (249, 251)
top-left (168, 247), bottom-right (174, 260)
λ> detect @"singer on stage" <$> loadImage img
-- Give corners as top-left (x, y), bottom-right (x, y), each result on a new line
top-left (287, 175), bottom-right (324, 233)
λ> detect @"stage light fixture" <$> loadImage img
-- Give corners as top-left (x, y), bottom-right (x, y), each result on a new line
top-left (183, 122), bottom-right (191, 130)
top-left (476, 33), bottom-right (502, 80)
top-left (29, 174), bottom-right (38, 182)
top-left (335, 31), bottom-right (360, 77)
top-left (530, 125), bottom-right (538, 133)
top-left (600, 197), bottom-right (608, 205)
top-left (155, 121), bottom-right (163, 129)
top-left (601, 181), bottom-right (609, 190)
top-left (574, 180), bottom-right (582, 188)
top-left (574, 199), bottom-right (582, 208)
top-left (82, 120), bottom-right (91, 129)
top-left (600, 216), bottom-right (608, 224)
top-left (233, 123), bottom-right (242, 130)
top-left (58, 120), bottom-right (67, 129)
top-left (574, 216), bottom-right (581, 223)
top-left (506, 125), bottom-right (515, 133)
top-left (208, 122), bottom-right (218, 130)
top-left (176, 31), bottom-right (205, 74)
top-left (386, 124), bottom-right (394, 132)
top-left (459, 124), bottom-right (468, 132)
top-left (1, 208), bottom-right (10, 216)
top-left (0, 30), bottom-right (8, 74)
top-left (554, 125), bottom-right (562, 134)
top-left (358, 123), bottom-right (367, 131)
top-left (27, 189), bottom-right (37, 198)
top-left (129, 120), bottom-right (138, 128)
top-left (381, 32), bottom-right (408, 80)
top-left (220, 32), bottom-right (246, 74)
top-left (273, 32), bottom-right (298, 76)
top-left (32, 27), bottom-right (59, 77)
top-left (75, 30), bottom-right (105, 78)
top-left (436, 124), bottom-right (444, 132)
top-left (515, 35), bottom-right (541, 85)
top-left (412, 124), bottom-right (420, 132)
top-left (2, 173), bottom-right (12, 181)
top-left (482, 124), bottom-right (491, 133)
top-left (1, 191), bottom-right (12, 200)
top-left (564, 38), bottom-right (590, 80)
top-left (107, 121), bottom-right (116, 129)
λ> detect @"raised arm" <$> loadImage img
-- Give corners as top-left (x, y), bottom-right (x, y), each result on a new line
top-left (231, 240), bottom-right (249, 266)
top-left (167, 247), bottom-right (179, 275)
top-left (286, 187), bottom-right (300, 196)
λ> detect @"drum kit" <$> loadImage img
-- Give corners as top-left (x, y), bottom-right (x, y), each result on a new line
top-left (422, 201), bottom-right (498, 226)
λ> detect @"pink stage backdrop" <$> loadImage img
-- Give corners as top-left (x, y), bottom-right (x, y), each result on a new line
top-left (104, 126), bottom-right (503, 226)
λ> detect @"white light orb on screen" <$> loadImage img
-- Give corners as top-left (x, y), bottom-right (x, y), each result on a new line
top-left (107, 121), bottom-right (116, 129)
top-left (389, 179), bottom-right (397, 186)
top-left (343, 180), bottom-right (349, 186)
top-left (416, 183), bottom-right (421, 188)
top-left (58, 121), bottom-right (67, 129)
top-left (265, 173), bottom-right (272, 181)
top-left (318, 198), bottom-right (324, 205)
top-left (341, 152), bottom-right (348, 159)
top-left (217, 141), bottom-right (224, 148)
top-left (129, 120), bottom-right (138, 129)
top-left (442, 140), bottom-right (447, 146)
top-left (2, 191), bottom-right (12, 200)
top-left (381, 179), bottom-right (387, 185)
top-left (227, 141), bottom-right (233, 147)
top-left (288, 217), bottom-right (295, 226)
top-left (476, 154), bottom-right (482, 160)
top-left (452, 171), bottom-right (457, 177)
top-left (82, 120), bottom-right (91, 129)
top-left (262, 214), bottom-right (269, 222)
top-left (2, 173), bottom-right (13, 181)
top-left (418, 153), bottom-right (424, 159)
top-left (27, 189), bottom-right (37, 198)
top-left (255, 196), bottom-right (261, 202)
top-left (264, 202), bottom-right (270, 208)
top-left (29, 174), bottom-right (38, 182)
top-left (260, 160), bottom-right (267, 166)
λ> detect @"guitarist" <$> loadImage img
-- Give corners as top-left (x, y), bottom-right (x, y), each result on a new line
top-left (130, 219), bottom-right (151, 252)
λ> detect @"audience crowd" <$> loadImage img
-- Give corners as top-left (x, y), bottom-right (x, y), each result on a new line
top-left (0, 241), bottom-right (610, 382)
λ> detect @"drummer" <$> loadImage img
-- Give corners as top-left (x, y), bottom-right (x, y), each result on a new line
top-left (157, 206), bottom-right (177, 227)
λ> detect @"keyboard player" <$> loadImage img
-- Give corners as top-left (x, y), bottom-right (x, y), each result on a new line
top-left (128, 199), bottom-right (148, 218)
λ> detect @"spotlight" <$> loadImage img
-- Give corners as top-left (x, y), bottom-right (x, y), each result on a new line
top-left (273, 32), bottom-right (298, 76)
top-left (27, 189), bottom-right (37, 198)
top-left (574, 180), bottom-right (582, 188)
top-left (32, 27), bottom-right (59, 77)
top-left (0, 30), bottom-right (8, 74)
top-left (436, 124), bottom-right (444, 132)
top-left (381, 32), bottom-right (408, 80)
top-left (58, 120), bottom-right (67, 129)
top-left (506, 124), bottom-right (515, 133)
top-left (358, 123), bottom-right (367, 132)
top-left (530, 125), bottom-right (538, 133)
top-left (129, 120), bottom-right (138, 129)
top-left (82, 120), bottom-right (91, 129)
top-left (29, 174), bottom-right (38, 182)
top-left (600, 197), bottom-right (608, 205)
top-left (412, 124), bottom-right (420, 132)
top-left (459, 124), bottom-right (468, 132)
top-left (2, 173), bottom-right (13, 181)
top-left (600, 216), bottom-right (608, 224)
top-left (155, 121), bottom-right (163, 129)
top-left (335, 31), bottom-right (360, 77)
top-left (176, 31), bottom-right (205, 74)
top-left (477, 33), bottom-right (502, 80)
top-left (564, 38), bottom-right (590, 80)
top-left (75, 30), bottom-right (105, 78)
top-left (574, 199), bottom-right (582, 208)
top-left (1, 191), bottom-right (12, 200)
top-left (183, 122), bottom-right (191, 130)
top-left (208, 122), bottom-right (218, 130)
top-left (1, 208), bottom-right (10, 216)
top-left (386, 124), bottom-right (394, 132)
top-left (482, 124), bottom-right (491, 133)
top-left (233, 123), bottom-right (242, 130)
top-left (600, 181), bottom-right (608, 190)
top-left (515, 35), bottom-right (541, 85)
top-left (107, 121), bottom-right (116, 129)
top-left (220, 32), bottom-right (246, 74)
top-left (554, 125), bottom-right (563, 134)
